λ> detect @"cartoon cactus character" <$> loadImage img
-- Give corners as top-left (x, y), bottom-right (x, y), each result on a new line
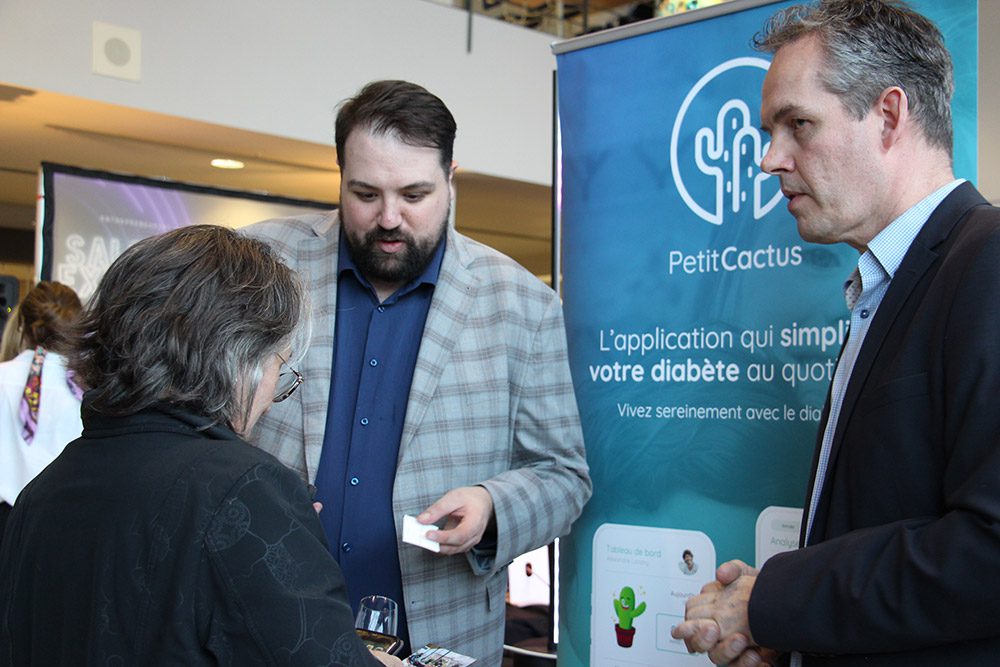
top-left (613, 586), bottom-right (646, 647)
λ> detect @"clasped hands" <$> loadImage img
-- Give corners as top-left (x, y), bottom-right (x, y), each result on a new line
top-left (670, 560), bottom-right (777, 667)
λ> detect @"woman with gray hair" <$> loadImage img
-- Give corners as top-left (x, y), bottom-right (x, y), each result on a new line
top-left (0, 225), bottom-right (398, 666)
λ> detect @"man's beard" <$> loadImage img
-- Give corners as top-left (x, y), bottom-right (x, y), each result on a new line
top-left (344, 211), bottom-right (448, 288)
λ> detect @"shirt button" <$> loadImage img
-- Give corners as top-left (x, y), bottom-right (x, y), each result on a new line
top-left (360, 417), bottom-right (369, 425)
top-left (377, 305), bottom-right (385, 313)
top-left (369, 358), bottom-right (378, 367)
top-left (350, 476), bottom-right (360, 486)
top-left (341, 542), bottom-right (352, 553)
top-left (860, 309), bottom-right (870, 319)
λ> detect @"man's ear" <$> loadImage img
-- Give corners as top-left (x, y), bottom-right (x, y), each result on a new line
top-left (878, 86), bottom-right (908, 148)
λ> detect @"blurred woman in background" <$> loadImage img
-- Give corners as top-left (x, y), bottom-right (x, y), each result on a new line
top-left (1, 303), bottom-right (25, 362)
top-left (0, 281), bottom-right (83, 541)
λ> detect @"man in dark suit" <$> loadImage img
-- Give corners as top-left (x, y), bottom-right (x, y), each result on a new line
top-left (672, 1), bottom-right (1000, 665)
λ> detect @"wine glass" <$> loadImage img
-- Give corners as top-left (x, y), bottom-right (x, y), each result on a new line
top-left (355, 595), bottom-right (399, 637)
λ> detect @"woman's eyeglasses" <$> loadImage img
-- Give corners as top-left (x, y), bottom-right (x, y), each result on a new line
top-left (273, 353), bottom-right (303, 403)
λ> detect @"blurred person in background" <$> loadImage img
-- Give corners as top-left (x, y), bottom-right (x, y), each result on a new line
top-left (1, 303), bottom-right (25, 362)
top-left (0, 281), bottom-right (83, 544)
top-left (0, 226), bottom-right (399, 666)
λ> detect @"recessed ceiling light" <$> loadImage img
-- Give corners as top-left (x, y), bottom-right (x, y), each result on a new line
top-left (210, 158), bottom-right (245, 169)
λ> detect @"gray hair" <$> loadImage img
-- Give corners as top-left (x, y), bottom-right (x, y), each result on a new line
top-left (72, 224), bottom-right (309, 430)
top-left (754, 0), bottom-right (954, 156)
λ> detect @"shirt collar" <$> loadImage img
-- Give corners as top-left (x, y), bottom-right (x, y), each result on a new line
top-left (842, 179), bottom-right (963, 309)
top-left (337, 226), bottom-right (447, 300)
top-left (866, 178), bottom-right (964, 280)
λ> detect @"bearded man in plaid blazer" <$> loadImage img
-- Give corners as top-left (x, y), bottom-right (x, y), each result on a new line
top-left (244, 80), bottom-right (591, 666)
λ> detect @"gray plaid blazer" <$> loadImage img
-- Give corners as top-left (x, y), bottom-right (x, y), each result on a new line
top-left (243, 213), bottom-right (591, 665)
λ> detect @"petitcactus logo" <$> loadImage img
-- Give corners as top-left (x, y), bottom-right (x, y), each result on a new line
top-left (670, 57), bottom-right (783, 226)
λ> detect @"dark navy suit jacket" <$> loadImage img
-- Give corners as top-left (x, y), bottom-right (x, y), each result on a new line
top-left (750, 183), bottom-right (1000, 665)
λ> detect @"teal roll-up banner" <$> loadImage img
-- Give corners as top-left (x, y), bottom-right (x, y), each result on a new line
top-left (553, 1), bottom-right (977, 665)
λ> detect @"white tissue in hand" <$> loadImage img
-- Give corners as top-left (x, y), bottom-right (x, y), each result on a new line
top-left (403, 514), bottom-right (440, 552)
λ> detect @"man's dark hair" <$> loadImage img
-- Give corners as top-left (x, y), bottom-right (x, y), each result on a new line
top-left (72, 225), bottom-right (306, 430)
top-left (335, 80), bottom-right (457, 175)
top-left (754, 0), bottom-right (954, 156)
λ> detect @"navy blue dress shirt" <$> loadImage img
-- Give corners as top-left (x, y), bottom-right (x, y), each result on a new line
top-left (313, 230), bottom-right (445, 651)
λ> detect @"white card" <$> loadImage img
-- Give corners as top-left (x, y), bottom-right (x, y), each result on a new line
top-left (403, 514), bottom-right (440, 552)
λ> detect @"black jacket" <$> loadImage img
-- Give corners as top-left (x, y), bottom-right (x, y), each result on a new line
top-left (0, 403), bottom-right (381, 666)
top-left (751, 183), bottom-right (1000, 664)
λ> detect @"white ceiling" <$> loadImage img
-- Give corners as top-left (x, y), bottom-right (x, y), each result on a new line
top-left (0, 83), bottom-right (553, 278)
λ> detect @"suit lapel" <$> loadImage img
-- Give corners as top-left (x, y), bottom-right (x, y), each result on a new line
top-left (810, 183), bottom-right (987, 539)
top-left (299, 213), bottom-right (340, 481)
top-left (399, 229), bottom-right (477, 456)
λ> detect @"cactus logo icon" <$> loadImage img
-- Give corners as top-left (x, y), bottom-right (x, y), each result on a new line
top-left (670, 57), bottom-right (783, 226)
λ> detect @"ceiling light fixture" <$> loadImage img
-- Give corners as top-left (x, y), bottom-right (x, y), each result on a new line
top-left (210, 158), bottom-right (245, 170)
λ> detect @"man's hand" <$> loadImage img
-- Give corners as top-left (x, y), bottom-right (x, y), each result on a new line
top-left (671, 560), bottom-right (765, 665)
top-left (418, 486), bottom-right (494, 555)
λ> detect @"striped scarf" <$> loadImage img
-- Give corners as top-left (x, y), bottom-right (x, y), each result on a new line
top-left (19, 346), bottom-right (84, 444)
